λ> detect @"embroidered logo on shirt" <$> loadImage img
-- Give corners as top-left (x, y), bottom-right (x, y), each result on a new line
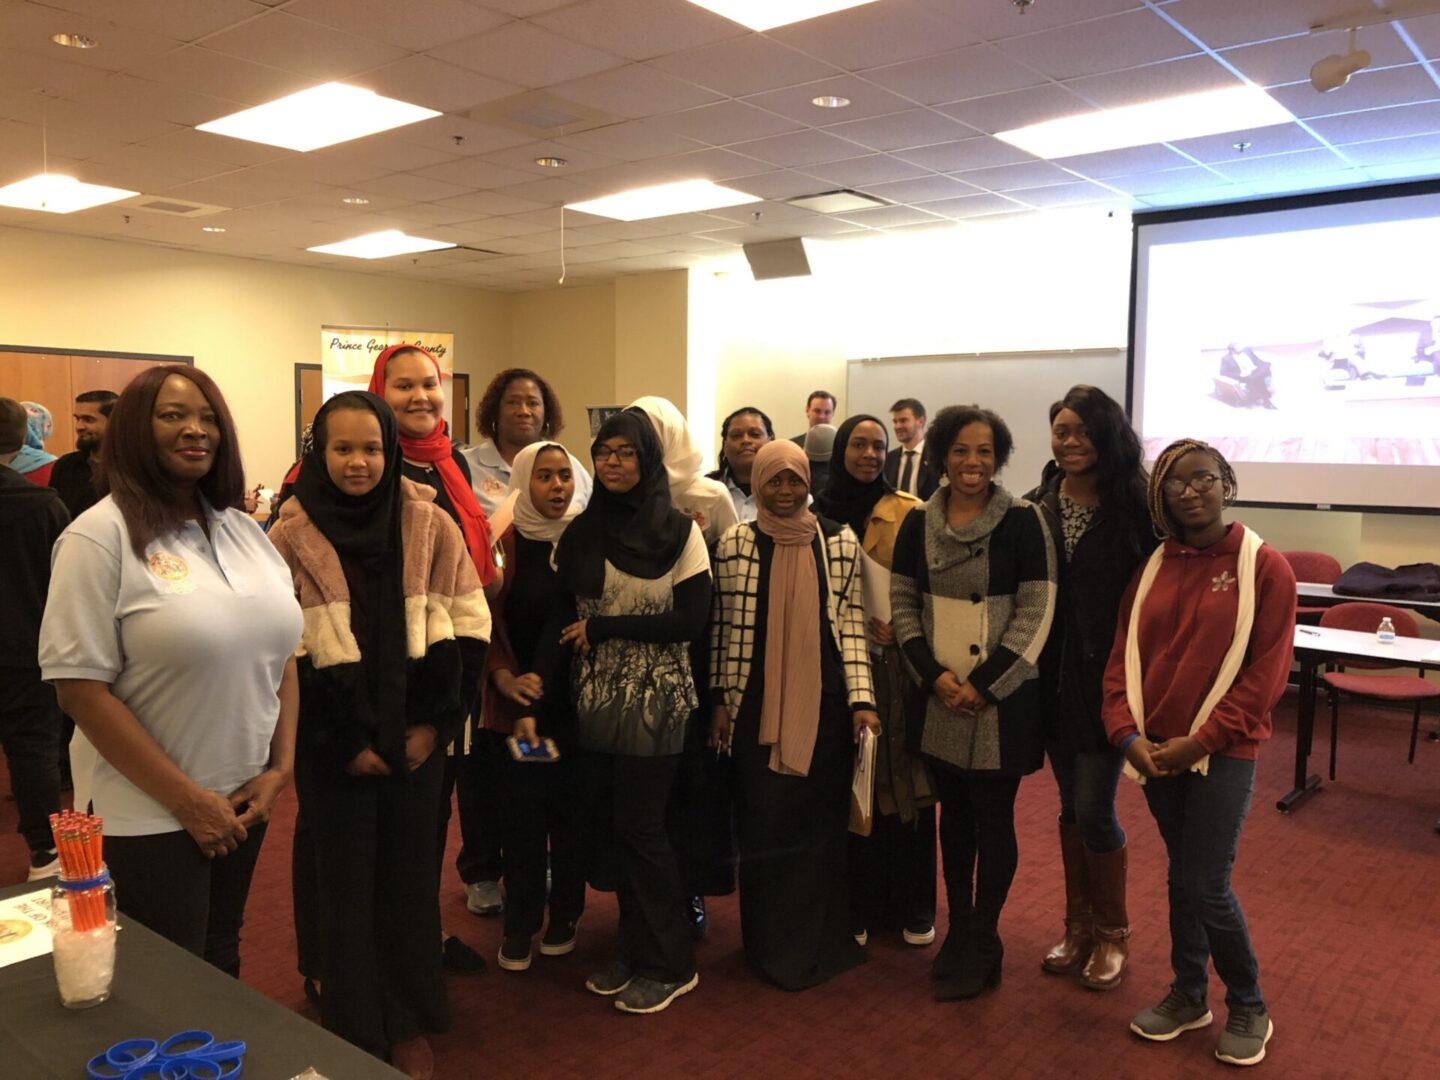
top-left (690, 510), bottom-right (707, 529)
top-left (147, 551), bottom-right (196, 594)
top-left (1212, 570), bottom-right (1236, 592)
top-left (481, 476), bottom-right (507, 496)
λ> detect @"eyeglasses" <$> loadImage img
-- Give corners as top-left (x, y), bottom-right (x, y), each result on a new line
top-left (592, 445), bottom-right (637, 463)
top-left (1162, 472), bottom-right (1221, 496)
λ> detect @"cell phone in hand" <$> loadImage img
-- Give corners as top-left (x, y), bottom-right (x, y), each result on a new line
top-left (507, 735), bottom-right (560, 762)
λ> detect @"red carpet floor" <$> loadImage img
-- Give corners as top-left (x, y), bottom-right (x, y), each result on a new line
top-left (4, 691), bottom-right (1439, 1079)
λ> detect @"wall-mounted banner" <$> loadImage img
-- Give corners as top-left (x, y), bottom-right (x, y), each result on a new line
top-left (321, 326), bottom-right (455, 399)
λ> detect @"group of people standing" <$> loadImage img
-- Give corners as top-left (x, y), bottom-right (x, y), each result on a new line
top-left (0, 354), bottom-right (1297, 1075)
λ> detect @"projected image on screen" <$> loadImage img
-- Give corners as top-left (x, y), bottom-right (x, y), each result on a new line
top-left (1132, 187), bottom-right (1440, 511)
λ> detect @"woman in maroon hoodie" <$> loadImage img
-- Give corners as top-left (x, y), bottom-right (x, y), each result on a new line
top-left (1102, 438), bottom-right (1295, 1069)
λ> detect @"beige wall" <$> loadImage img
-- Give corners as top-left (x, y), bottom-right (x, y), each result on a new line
top-left (0, 225), bottom-right (506, 486)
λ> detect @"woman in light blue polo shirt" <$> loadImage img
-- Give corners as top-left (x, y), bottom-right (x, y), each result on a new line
top-left (40, 365), bottom-right (302, 975)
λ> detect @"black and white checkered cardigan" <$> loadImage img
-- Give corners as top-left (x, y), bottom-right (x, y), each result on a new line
top-left (710, 518), bottom-right (875, 719)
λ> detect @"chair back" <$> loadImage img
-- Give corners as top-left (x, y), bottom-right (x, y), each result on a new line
top-left (1318, 601), bottom-right (1420, 671)
top-left (1283, 550), bottom-right (1342, 584)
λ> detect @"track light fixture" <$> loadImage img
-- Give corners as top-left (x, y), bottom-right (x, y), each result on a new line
top-left (1311, 28), bottom-right (1370, 93)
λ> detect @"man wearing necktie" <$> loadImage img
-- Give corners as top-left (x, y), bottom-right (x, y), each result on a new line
top-left (884, 398), bottom-right (939, 500)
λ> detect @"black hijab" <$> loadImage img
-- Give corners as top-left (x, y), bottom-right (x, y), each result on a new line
top-left (816, 414), bottom-right (894, 538)
top-left (292, 392), bottom-right (409, 769)
top-left (556, 410), bottom-right (692, 597)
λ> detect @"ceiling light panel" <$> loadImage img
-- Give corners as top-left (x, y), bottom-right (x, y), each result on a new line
top-left (0, 174), bottom-right (138, 214)
top-left (307, 230), bottom-right (456, 259)
top-left (197, 82), bottom-right (440, 152)
top-left (685, 2), bottom-right (881, 33)
top-left (566, 179), bottom-right (761, 220)
top-left (995, 85), bottom-right (1295, 160)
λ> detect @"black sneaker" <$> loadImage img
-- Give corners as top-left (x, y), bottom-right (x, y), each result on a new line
top-left (614, 972), bottom-right (699, 1014)
top-left (585, 960), bottom-right (633, 996)
top-left (442, 934), bottom-right (487, 973)
top-left (903, 919), bottom-right (936, 946)
top-left (1130, 989), bottom-right (1213, 1041)
top-left (539, 919), bottom-right (578, 956)
top-left (498, 936), bottom-right (532, 972)
top-left (688, 896), bottom-right (707, 941)
top-left (1215, 1006), bottom-right (1273, 1066)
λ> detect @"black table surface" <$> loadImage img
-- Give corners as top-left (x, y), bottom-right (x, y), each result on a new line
top-left (0, 880), bottom-right (402, 1080)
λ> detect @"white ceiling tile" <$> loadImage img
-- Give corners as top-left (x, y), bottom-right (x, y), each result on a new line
top-left (410, 156), bottom-right (538, 189)
top-left (1269, 65), bottom-right (1440, 120)
top-left (1336, 130), bottom-right (1440, 166)
top-left (533, 0), bottom-right (744, 62)
top-left (202, 12), bottom-right (409, 79)
top-left (1161, 0), bottom-right (1355, 50)
top-left (1006, 181), bottom-right (1129, 208)
top-left (0, 119), bottom-right (126, 167)
top-left (742, 75), bottom-right (918, 124)
top-left (921, 192), bottom-right (1031, 219)
top-left (724, 169), bottom-right (832, 199)
top-left (863, 174), bottom-right (986, 203)
top-left (799, 154), bottom-right (931, 186)
top-left (353, 172), bottom-right (476, 202)
top-left (169, 173), bottom-right (335, 204)
top-left (482, 138), bottom-right (622, 174)
top-left (934, 0), bottom-right (1156, 42)
top-left (557, 120), bottom-right (702, 161)
top-left (770, 0), bottom-right (980, 69)
top-left (427, 22), bottom-right (626, 88)
top-left (1211, 146), bottom-right (1351, 182)
top-left (0, 51), bottom-right (113, 99)
top-left (244, 151), bottom-right (395, 188)
top-left (125, 47), bottom-right (314, 106)
top-left (861, 44), bottom-right (1046, 106)
top-left (491, 176), bottom-right (597, 204)
top-left (83, 143), bottom-right (236, 187)
top-left (1221, 32), bottom-right (1413, 89)
top-left (823, 108), bottom-right (977, 152)
top-left (433, 190), bottom-right (550, 215)
top-left (399, 116), bottom-right (536, 157)
top-left (25, 95), bottom-right (185, 144)
top-left (1307, 101), bottom-right (1440, 144)
top-left (936, 84), bottom-right (1089, 134)
top-left (36, 0), bottom-right (268, 42)
top-left (950, 159), bottom-right (1077, 190)
top-left (548, 64), bottom-right (722, 120)
top-left (1168, 123), bottom-right (1324, 164)
top-left (285, 0), bottom-right (507, 52)
top-left (729, 129), bottom-right (866, 167)
top-left (701, 199), bottom-right (816, 225)
top-left (1105, 166), bottom-right (1226, 195)
top-left (995, 8), bottom-right (1198, 80)
top-left (1403, 13), bottom-right (1440, 61)
top-left (648, 34), bottom-right (837, 97)
top-left (357, 56), bottom-right (524, 113)
top-left (1, 3), bottom-right (189, 71)
top-left (67, 75), bottom-right (247, 127)
top-left (892, 137), bottom-right (1036, 172)
top-left (834, 203), bottom-right (949, 229)
top-left (649, 100), bottom-right (803, 145)
top-left (1062, 55), bottom-right (1243, 110)
top-left (1053, 143), bottom-right (1195, 178)
top-left (142, 127), bottom-right (284, 167)
top-left (653, 146), bottom-right (771, 180)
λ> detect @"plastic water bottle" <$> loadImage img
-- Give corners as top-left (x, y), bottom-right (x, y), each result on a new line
top-left (1377, 617), bottom-right (1396, 644)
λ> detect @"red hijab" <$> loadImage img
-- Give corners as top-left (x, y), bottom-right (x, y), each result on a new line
top-left (369, 344), bottom-right (496, 585)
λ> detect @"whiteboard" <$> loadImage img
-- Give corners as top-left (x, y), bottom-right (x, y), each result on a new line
top-left (846, 350), bottom-right (1128, 498)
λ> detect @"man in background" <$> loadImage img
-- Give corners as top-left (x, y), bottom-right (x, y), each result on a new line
top-left (0, 396), bottom-right (70, 880)
top-left (884, 398), bottom-right (940, 499)
top-left (49, 389), bottom-right (117, 519)
top-left (790, 390), bottom-right (836, 446)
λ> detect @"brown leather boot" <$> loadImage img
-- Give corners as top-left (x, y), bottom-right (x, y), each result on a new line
top-left (1041, 821), bottom-right (1093, 974)
top-left (1081, 843), bottom-right (1129, 991)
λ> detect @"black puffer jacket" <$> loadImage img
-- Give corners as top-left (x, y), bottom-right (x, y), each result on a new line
top-left (0, 464), bottom-right (70, 670)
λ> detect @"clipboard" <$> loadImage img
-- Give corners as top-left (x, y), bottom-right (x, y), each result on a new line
top-left (848, 726), bottom-right (877, 837)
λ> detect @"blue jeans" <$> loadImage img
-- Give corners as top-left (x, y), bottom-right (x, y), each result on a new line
top-left (1142, 755), bottom-right (1263, 1011)
top-left (1049, 745), bottom-right (1125, 852)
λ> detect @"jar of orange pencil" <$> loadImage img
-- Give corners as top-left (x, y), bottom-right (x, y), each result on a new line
top-left (48, 811), bottom-right (116, 1009)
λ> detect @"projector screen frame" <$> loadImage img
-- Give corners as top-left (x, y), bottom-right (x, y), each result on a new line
top-left (1127, 177), bottom-right (1440, 518)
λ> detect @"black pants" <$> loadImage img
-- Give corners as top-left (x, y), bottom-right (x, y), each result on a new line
top-left (932, 766), bottom-right (1022, 932)
top-left (848, 805), bottom-right (938, 933)
top-left (0, 672), bottom-right (62, 854)
top-left (580, 750), bottom-right (692, 983)
top-left (437, 726), bottom-right (503, 888)
top-left (497, 749), bottom-right (586, 941)
top-left (666, 710), bottom-right (736, 898)
top-left (106, 823), bottom-right (268, 976)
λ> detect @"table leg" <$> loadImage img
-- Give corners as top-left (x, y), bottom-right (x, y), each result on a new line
top-left (1278, 653), bottom-right (1322, 812)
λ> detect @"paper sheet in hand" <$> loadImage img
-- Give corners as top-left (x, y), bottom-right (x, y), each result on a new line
top-left (488, 489), bottom-right (520, 540)
top-left (860, 550), bottom-right (890, 623)
top-left (849, 726), bottom-right (876, 837)
top-left (0, 887), bottom-right (53, 967)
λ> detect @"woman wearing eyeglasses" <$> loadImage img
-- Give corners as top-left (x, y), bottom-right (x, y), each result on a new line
top-left (1102, 439), bottom-right (1295, 1068)
top-left (554, 411), bottom-right (711, 1015)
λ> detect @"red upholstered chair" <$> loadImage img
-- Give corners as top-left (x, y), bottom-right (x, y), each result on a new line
top-left (1319, 602), bottom-right (1440, 780)
top-left (1282, 550), bottom-right (1343, 625)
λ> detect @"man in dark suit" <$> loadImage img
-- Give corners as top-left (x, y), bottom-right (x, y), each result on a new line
top-left (883, 397), bottom-right (939, 499)
top-left (789, 389), bottom-right (836, 446)
top-left (1218, 343), bottom-right (1276, 408)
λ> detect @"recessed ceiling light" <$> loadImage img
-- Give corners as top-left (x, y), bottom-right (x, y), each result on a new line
top-left (197, 82), bottom-right (441, 152)
top-left (201, 226), bottom-right (226, 233)
top-left (0, 174), bottom-right (137, 214)
top-left (534, 156), bottom-right (568, 168)
top-left (307, 229), bottom-right (456, 259)
top-left (567, 179), bottom-right (761, 221)
top-left (812, 95), bottom-right (851, 109)
top-left (685, 1), bottom-right (880, 31)
top-left (995, 85), bottom-right (1294, 159)
top-left (341, 196), bottom-right (370, 205)
top-left (51, 32), bottom-right (97, 49)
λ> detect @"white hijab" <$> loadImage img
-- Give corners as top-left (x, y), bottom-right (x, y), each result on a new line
top-left (628, 395), bottom-right (704, 496)
top-left (507, 441), bottom-right (591, 545)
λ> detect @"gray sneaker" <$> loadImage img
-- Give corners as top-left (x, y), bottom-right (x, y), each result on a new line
top-left (1216, 1006), bottom-right (1273, 1066)
top-left (464, 880), bottom-right (503, 916)
top-left (613, 972), bottom-right (698, 1014)
top-left (585, 960), bottom-right (633, 996)
top-left (1130, 990), bottom-right (1214, 1041)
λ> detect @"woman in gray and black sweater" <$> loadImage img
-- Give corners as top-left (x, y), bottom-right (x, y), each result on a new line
top-left (891, 405), bottom-right (1057, 1003)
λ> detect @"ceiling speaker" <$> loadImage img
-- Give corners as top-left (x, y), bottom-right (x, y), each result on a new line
top-left (743, 237), bottom-right (811, 280)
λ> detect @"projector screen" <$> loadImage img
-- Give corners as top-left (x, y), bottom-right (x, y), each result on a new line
top-left (1130, 180), bottom-right (1440, 513)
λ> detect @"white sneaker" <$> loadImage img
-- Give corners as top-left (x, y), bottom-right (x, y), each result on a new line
top-left (26, 853), bottom-right (59, 881)
top-left (464, 880), bottom-right (503, 916)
